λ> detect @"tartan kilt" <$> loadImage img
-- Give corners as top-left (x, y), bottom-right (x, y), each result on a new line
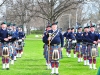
top-left (87, 44), bottom-right (98, 57)
top-left (71, 43), bottom-right (76, 49)
top-left (82, 44), bottom-right (87, 55)
top-left (76, 43), bottom-right (80, 52)
top-left (67, 41), bottom-right (72, 51)
top-left (9, 47), bottom-right (12, 57)
top-left (43, 44), bottom-right (48, 59)
top-left (9, 43), bottom-right (15, 57)
top-left (49, 45), bottom-right (61, 62)
top-left (87, 44), bottom-right (92, 57)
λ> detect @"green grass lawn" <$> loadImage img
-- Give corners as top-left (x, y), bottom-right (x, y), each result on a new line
top-left (0, 36), bottom-right (100, 75)
top-left (26, 34), bottom-right (42, 39)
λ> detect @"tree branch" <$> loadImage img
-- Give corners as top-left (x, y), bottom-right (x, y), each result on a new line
top-left (0, 0), bottom-right (7, 7)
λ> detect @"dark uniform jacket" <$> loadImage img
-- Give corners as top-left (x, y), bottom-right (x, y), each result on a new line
top-left (43, 29), bottom-right (64, 47)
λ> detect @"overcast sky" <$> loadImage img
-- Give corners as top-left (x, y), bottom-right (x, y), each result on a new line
top-left (0, 0), bottom-right (3, 4)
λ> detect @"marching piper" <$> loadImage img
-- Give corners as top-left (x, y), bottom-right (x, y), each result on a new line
top-left (82, 25), bottom-right (90, 66)
top-left (76, 26), bottom-right (83, 63)
top-left (70, 27), bottom-right (77, 58)
top-left (46, 22), bottom-right (64, 75)
top-left (12, 24), bottom-right (19, 60)
top-left (87, 25), bottom-right (99, 69)
top-left (0, 22), bottom-right (10, 70)
top-left (7, 23), bottom-right (17, 64)
top-left (17, 27), bottom-right (25, 58)
top-left (42, 25), bottom-right (51, 69)
top-left (63, 28), bottom-right (72, 57)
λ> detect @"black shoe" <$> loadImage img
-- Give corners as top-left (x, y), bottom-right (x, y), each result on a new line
top-left (6, 68), bottom-right (9, 70)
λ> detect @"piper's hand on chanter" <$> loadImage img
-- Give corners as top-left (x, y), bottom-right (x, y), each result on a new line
top-left (48, 37), bottom-right (51, 41)
top-left (93, 41), bottom-right (98, 44)
top-left (4, 38), bottom-right (9, 41)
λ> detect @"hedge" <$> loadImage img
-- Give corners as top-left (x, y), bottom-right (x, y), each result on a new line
top-left (31, 30), bottom-right (43, 34)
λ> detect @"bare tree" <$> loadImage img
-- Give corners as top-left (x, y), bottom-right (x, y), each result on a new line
top-left (5, 0), bottom-right (36, 24)
top-left (1, 0), bottom-right (87, 33)
top-left (0, 0), bottom-right (6, 7)
top-left (35, 0), bottom-right (84, 23)
top-left (2, 0), bottom-right (38, 34)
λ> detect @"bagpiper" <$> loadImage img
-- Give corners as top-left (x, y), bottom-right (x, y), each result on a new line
top-left (75, 26), bottom-right (83, 63)
top-left (17, 27), bottom-right (25, 58)
top-left (46, 22), bottom-right (64, 75)
top-left (63, 28), bottom-right (72, 57)
top-left (42, 25), bottom-right (51, 69)
top-left (18, 27), bottom-right (25, 54)
top-left (11, 24), bottom-right (19, 60)
top-left (70, 27), bottom-right (77, 58)
top-left (82, 25), bottom-right (90, 66)
top-left (0, 22), bottom-right (10, 70)
top-left (7, 23), bottom-right (17, 65)
top-left (87, 24), bottom-right (98, 69)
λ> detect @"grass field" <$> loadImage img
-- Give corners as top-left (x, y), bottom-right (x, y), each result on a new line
top-left (0, 34), bottom-right (100, 75)
top-left (26, 34), bottom-right (42, 39)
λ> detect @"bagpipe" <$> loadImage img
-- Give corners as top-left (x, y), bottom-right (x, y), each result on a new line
top-left (18, 39), bottom-right (23, 46)
top-left (67, 39), bottom-right (76, 49)
top-left (15, 39), bottom-right (23, 57)
top-left (64, 38), bottom-right (77, 49)
top-left (71, 39), bottom-right (77, 49)
top-left (17, 39), bottom-right (23, 51)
